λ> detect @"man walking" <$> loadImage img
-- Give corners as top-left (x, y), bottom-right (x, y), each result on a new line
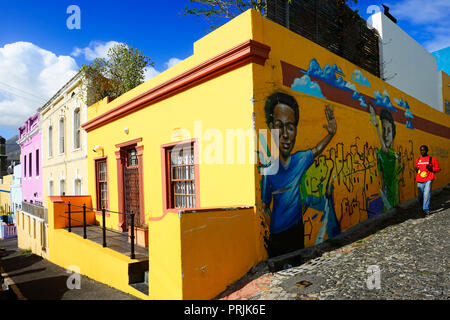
top-left (415, 145), bottom-right (441, 216)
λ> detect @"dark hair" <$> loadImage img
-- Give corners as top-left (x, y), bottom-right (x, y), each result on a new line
top-left (420, 145), bottom-right (428, 151)
top-left (265, 92), bottom-right (299, 127)
top-left (379, 109), bottom-right (396, 139)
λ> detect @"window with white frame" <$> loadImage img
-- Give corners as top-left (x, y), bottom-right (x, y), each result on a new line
top-left (59, 117), bottom-right (65, 154)
top-left (49, 180), bottom-right (54, 196)
top-left (60, 179), bottom-right (65, 196)
top-left (74, 178), bottom-right (82, 195)
top-left (48, 125), bottom-right (53, 157)
top-left (73, 108), bottom-right (81, 150)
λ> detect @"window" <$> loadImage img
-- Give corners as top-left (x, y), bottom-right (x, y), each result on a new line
top-left (59, 118), bottom-right (65, 154)
top-left (29, 153), bottom-right (32, 177)
top-left (60, 179), bottom-right (65, 196)
top-left (48, 125), bottom-right (53, 157)
top-left (445, 100), bottom-right (450, 115)
top-left (165, 143), bottom-right (197, 209)
top-left (74, 179), bottom-right (82, 195)
top-left (73, 108), bottom-right (81, 149)
top-left (36, 149), bottom-right (39, 176)
top-left (24, 155), bottom-right (27, 177)
top-left (127, 149), bottom-right (138, 166)
top-left (96, 159), bottom-right (108, 210)
top-left (49, 181), bottom-right (54, 196)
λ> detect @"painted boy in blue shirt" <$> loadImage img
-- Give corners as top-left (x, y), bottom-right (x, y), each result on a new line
top-left (261, 92), bottom-right (337, 257)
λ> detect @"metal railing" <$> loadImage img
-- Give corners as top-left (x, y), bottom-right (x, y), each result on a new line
top-left (62, 202), bottom-right (137, 259)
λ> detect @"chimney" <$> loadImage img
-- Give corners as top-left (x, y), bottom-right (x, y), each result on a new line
top-left (382, 4), bottom-right (397, 24)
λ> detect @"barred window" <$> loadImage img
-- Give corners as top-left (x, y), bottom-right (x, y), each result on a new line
top-left (166, 143), bottom-right (197, 209)
top-left (96, 159), bottom-right (108, 210)
top-left (127, 149), bottom-right (138, 166)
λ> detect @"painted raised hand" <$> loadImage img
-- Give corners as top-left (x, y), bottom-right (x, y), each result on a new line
top-left (324, 105), bottom-right (337, 136)
top-left (369, 104), bottom-right (378, 128)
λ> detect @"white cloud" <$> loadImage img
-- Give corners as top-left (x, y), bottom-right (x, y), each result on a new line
top-left (165, 58), bottom-right (182, 69)
top-left (291, 75), bottom-right (326, 99)
top-left (388, 0), bottom-right (450, 25)
top-left (423, 28), bottom-right (450, 52)
top-left (144, 66), bottom-right (160, 81)
top-left (72, 41), bottom-right (120, 61)
top-left (0, 42), bottom-right (78, 130)
top-left (143, 57), bottom-right (183, 81)
top-left (387, 0), bottom-right (450, 51)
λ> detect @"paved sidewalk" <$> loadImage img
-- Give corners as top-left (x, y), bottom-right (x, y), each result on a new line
top-left (0, 238), bottom-right (139, 300)
top-left (218, 186), bottom-right (450, 300)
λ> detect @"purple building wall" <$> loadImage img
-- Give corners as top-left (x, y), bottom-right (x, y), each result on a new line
top-left (18, 112), bottom-right (42, 205)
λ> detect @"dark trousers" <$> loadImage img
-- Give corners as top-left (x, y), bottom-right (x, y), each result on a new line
top-left (267, 222), bottom-right (304, 258)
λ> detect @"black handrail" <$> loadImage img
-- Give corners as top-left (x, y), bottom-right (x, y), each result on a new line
top-left (83, 204), bottom-right (87, 239)
top-left (63, 201), bottom-right (139, 259)
top-left (68, 202), bottom-right (72, 232)
top-left (102, 208), bottom-right (107, 248)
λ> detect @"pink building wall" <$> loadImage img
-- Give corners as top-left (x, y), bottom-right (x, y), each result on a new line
top-left (18, 112), bottom-right (42, 205)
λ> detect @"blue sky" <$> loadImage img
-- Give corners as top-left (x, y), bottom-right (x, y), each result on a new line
top-left (0, 0), bottom-right (449, 139)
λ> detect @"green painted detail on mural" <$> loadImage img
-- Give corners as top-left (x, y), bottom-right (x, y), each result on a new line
top-left (376, 147), bottom-right (404, 210)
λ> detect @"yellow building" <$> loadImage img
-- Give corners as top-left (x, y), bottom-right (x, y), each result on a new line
top-left (40, 71), bottom-right (88, 202)
top-left (45, 9), bottom-right (449, 300)
top-left (0, 174), bottom-right (12, 213)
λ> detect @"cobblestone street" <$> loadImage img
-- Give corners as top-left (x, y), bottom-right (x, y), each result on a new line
top-left (219, 186), bottom-right (450, 300)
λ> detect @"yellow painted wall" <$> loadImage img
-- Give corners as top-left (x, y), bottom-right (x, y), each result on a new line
top-left (180, 207), bottom-right (260, 300)
top-left (148, 212), bottom-right (183, 300)
top-left (46, 196), bottom-right (148, 300)
top-left (250, 10), bottom-right (450, 248)
top-left (86, 66), bottom-right (256, 230)
top-left (0, 174), bottom-right (12, 213)
top-left (16, 211), bottom-right (48, 259)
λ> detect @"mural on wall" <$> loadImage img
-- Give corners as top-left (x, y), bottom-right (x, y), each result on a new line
top-left (395, 98), bottom-right (414, 129)
top-left (369, 105), bottom-right (404, 211)
top-left (259, 92), bottom-right (337, 257)
top-left (256, 57), bottom-right (440, 255)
